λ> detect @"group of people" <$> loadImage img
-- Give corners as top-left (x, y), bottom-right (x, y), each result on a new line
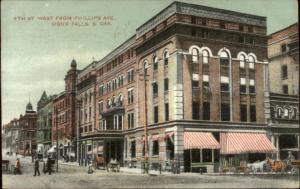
top-left (33, 157), bottom-right (53, 176)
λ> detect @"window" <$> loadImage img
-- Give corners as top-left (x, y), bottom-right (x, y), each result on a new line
top-left (154, 106), bottom-right (159, 123)
top-left (248, 26), bottom-right (253, 33)
top-left (127, 69), bottom-right (134, 83)
top-left (248, 56), bottom-right (255, 69)
top-left (221, 76), bottom-right (230, 92)
top-left (154, 106), bottom-right (158, 123)
top-left (220, 21), bottom-right (225, 29)
top-left (277, 108), bottom-right (282, 118)
top-left (152, 140), bottom-right (159, 156)
top-left (281, 44), bottom-right (288, 53)
top-left (152, 82), bottom-right (158, 96)
top-left (165, 103), bottom-right (169, 121)
top-left (250, 105), bottom-right (256, 122)
top-left (201, 30), bottom-right (208, 38)
top-left (107, 99), bottom-right (112, 109)
top-left (112, 96), bottom-right (117, 107)
top-left (202, 149), bottom-right (212, 163)
top-left (282, 85), bottom-right (288, 94)
top-left (239, 25), bottom-right (244, 31)
top-left (153, 56), bottom-right (158, 70)
top-left (220, 51), bottom-right (229, 66)
top-left (164, 78), bottom-right (169, 91)
top-left (202, 19), bottom-right (207, 26)
top-left (130, 140), bottom-right (136, 158)
top-left (249, 79), bottom-right (255, 93)
top-left (240, 105), bottom-right (247, 122)
top-left (118, 94), bottom-right (123, 106)
top-left (192, 48), bottom-right (199, 62)
top-left (163, 51), bottom-right (169, 66)
top-left (118, 75), bottom-right (124, 87)
top-left (203, 102), bottom-right (210, 120)
top-left (221, 103), bottom-right (230, 121)
top-left (128, 112), bottom-right (134, 128)
top-left (202, 50), bottom-right (209, 64)
top-left (192, 101), bottom-right (200, 120)
top-left (99, 85), bottom-right (104, 96)
top-left (240, 78), bottom-right (246, 93)
top-left (239, 55), bottom-right (245, 68)
top-left (281, 65), bottom-right (288, 79)
top-left (106, 82), bottom-right (110, 93)
top-left (127, 88), bottom-right (134, 104)
top-left (144, 61), bottom-right (148, 75)
top-left (203, 75), bottom-right (210, 90)
top-left (284, 108), bottom-right (289, 118)
top-left (192, 73), bottom-right (199, 87)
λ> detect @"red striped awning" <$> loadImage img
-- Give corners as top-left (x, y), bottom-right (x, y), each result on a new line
top-left (220, 132), bottom-right (277, 155)
top-left (184, 132), bottom-right (220, 149)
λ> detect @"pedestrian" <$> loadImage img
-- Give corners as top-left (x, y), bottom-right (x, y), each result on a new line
top-left (14, 158), bottom-right (21, 175)
top-left (34, 158), bottom-right (40, 176)
top-left (46, 157), bottom-right (52, 175)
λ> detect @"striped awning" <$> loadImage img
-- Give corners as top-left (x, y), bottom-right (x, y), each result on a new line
top-left (220, 132), bottom-right (277, 155)
top-left (184, 132), bottom-right (220, 150)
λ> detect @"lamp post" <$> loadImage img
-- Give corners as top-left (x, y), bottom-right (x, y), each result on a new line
top-left (55, 109), bottom-right (59, 172)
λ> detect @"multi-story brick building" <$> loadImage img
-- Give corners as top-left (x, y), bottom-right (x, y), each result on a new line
top-left (3, 118), bottom-right (19, 155)
top-left (17, 102), bottom-right (37, 156)
top-left (77, 2), bottom-right (277, 172)
top-left (36, 91), bottom-right (56, 157)
top-left (52, 60), bottom-right (78, 159)
top-left (266, 23), bottom-right (299, 160)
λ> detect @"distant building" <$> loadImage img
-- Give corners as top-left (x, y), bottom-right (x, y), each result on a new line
top-left (52, 60), bottom-right (78, 159)
top-left (266, 23), bottom-right (299, 160)
top-left (36, 91), bottom-right (56, 157)
top-left (17, 102), bottom-right (37, 156)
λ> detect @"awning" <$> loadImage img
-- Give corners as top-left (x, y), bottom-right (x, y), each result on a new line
top-left (47, 146), bottom-right (56, 153)
top-left (184, 132), bottom-right (220, 150)
top-left (220, 132), bottom-right (277, 155)
top-left (87, 146), bottom-right (103, 155)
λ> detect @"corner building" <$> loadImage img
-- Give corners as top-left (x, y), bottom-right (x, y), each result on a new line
top-left (78, 2), bottom-right (276, 172)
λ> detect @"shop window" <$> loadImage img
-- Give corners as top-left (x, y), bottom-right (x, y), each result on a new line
top-left (240, 105), bottom-right (247, 122)
top-left (203, 102), bottom-right (210, 120)
top-left (165, 103), bottom-right (169, 121)
top-left (154, 106), bottom-right (159, 123)
top-left (130, 140), bottom-right (136, 158)
top-left (191, 149), bottom-right (200, 162)
top-left (202, 149), bottom-right (213, 163)
top-left (152, 140), bottom-right (159, 156)
top-left (250, 105), bottom-right (256, 122)
top-left (281, 65), bottom-right (288, 80)
top-left (192, 101), bottom-right (200, 120)
top-left (164, 78), bottom-right (169, 91)
top-left (221, 103), bottom-right (230, 121)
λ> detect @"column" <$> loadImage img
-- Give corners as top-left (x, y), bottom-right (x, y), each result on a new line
top-left (276, 135), bottom-right (280, 160)
top-left (174, 125), bottom-right (184, 172)
top-left (297, 135), bottom-right (300, 149)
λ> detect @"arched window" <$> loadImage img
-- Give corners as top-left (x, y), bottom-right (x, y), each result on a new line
top-left (284, 108), bottom-right (289, 118)
top-left (248, 56), bottom-right (255, 69)
top-left (277, 108), bottom-right (283, 118)
top-left (202, 50), bottom-right (209, 64)
top-left (291, 108), bottom-right (297, 119)
top-left (118, 94), bottom-right (123, 106)
top-left (192, 48), bottom-right (199, 62)
top-left (153, 56), bottom-right (158, 70)
top-left (239, 55), bottom-right (245, 68)
top-left (112, 96), bottom-right (116, 107)
top-left (163, 51), bottom-right (169, 65)
top-left (220, 51), bottom-right (229, 66)
top-left (144, 61), bottom-right (148, 75)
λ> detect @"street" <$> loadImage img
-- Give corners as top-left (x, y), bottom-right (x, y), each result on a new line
top-left (2, 154), bottom-right (299, 189)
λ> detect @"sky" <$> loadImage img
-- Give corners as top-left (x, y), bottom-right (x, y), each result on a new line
top-left (1, 0), bottom-right (298, 125)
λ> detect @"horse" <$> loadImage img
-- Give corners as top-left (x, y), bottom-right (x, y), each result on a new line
top-left (247, 160), bottom-right (267, 173)
top-left (266, 157), bottom-right (286, 172)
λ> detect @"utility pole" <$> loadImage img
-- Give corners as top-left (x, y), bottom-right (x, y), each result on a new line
top-left (56, 109), bottom-right (59, 172)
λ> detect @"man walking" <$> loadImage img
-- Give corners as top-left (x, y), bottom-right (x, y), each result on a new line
top-left (34, 158), bottom-right (40, 176)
